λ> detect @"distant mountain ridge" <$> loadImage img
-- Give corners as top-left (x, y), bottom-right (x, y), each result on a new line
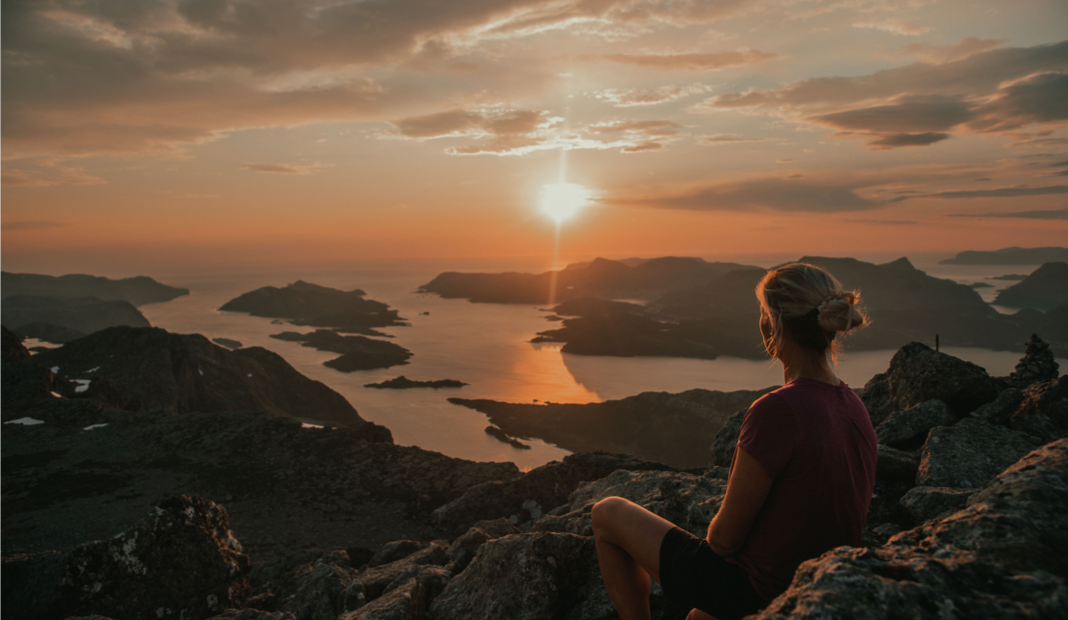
top-left (1, 271), bottom-right (189, 305)
top-left (940, 247), bottom-right (1068, 265)
top-left (994, 262), bottom-right (1068, 311)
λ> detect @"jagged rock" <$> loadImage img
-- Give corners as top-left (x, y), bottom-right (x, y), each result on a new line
top-left (33, 326), bottom-right (390, 433)
top-left (753, 439), bottom-right (1068, 619)
top-left (862, 342), bottom-right (1005, 423)
top-left (1009, 376), bottom-right (1068, 443)
top-left (339, 577), bottom-right (426, 620)
top-left (429, 532), bottom-right (596, 620)
top-left (917, 418), bottom-right (1041, 488)
top-left (971, 387), bottom-right (1025, 424)
top-left (366, 541), bottom-right (423, 569)
top-left (1007, 334), bottom-right (1060, 388)
top-left (875, 399), bottom-right (956, 447)
top-left (357, 542), bottom-right (449, 601)
top-left (899, 486), bottom-right (974, 522)
top-left (2, 495), bottom-right (250, 620)
top-left (875, 444), bottom-right (920, 480)
top-left (278, 560), bottom-right (366, 620)
top-left (431, 452), bottom-right (671, 537)
top-left (710, 409), bottom-right (746, 467)
top-left (448, 519), bottom-right (521, 572)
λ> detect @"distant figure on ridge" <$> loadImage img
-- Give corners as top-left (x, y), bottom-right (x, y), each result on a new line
top-left (591, 263), bottom-right (876, 620)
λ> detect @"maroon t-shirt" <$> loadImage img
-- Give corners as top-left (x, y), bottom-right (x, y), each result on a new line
top-left (726, 378), bottom-right (877, 601)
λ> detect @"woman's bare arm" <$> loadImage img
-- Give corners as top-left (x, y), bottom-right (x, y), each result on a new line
top-left (706, 446), bottom-right (774, 556)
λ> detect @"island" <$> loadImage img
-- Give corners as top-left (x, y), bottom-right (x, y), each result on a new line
top-left (211, 337), bottom-right (243, 350)
top-left (221, 280), bottom-right (406, 336)
top-left (993, 262), bottom-right (1068, 311)
top-left (364, 376), bottom-right (467, 389)
top-left (271, 329), bottom-right (412, 371)
top-left (940, 246), bottom-right (1068, 265)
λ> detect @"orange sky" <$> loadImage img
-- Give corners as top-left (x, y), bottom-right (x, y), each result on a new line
top-left (3, 0), bottom-right (1067, 275)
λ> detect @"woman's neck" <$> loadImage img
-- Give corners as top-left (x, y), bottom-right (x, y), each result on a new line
top-left (778, 342), bottom-right (839, 386)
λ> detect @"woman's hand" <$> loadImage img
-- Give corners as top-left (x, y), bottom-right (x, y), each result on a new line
top-left (706, 446), bottom-right (773, 556)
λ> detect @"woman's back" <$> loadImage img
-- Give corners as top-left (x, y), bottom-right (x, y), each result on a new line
top-left (727, 378), bottom-right (877, 600)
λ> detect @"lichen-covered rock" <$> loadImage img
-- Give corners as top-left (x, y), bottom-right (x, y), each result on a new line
top-left (709, 409), bottom-right (745, 467)
top-left (753, 439), bottom-right (1068, 619)
top-left (875, 399), bottom-right (956, 447)
top-left (899, 486), bottom-right (974, 522)
top-left (277, 559), bottom-right (365, 620)
top-left (339, 577), bottom-right (426, 620)
top-left (1010, 376), bottom-right (1068, 443)
top-left (971, 387), bottom-right (1025, 425)
top-left (862, 342), bottom-right (1004, 423)
top-left (431, 452), bottom-right (672, 537)
top-left (55, 494), bottom-right (250, 620)
top-left (1006, 334), bottom-right (1060, 389)
top-left (357, 541), bottom-right (449, 601)
top-left (448, 519), bottom-right (520, 572)
top-left (875, 444), bottom-right (920, 480)
top-left (917, 418), bottom-right (1040, 488)
top-left (429, 532), bottom-right (596, 620)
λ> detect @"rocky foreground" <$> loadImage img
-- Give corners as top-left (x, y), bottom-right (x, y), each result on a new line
top-left (3, 327), bottom-right (1067, 619)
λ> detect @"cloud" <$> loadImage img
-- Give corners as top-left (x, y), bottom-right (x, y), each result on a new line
top-left (947, 208), bottom-right (1068, 219)
top-left (609, 177), bottom-right (882, 212)
top-left (698, 133), bottom-right (766, 145)
top-left (597, 50), bottom-right (778, 71)
top-left (865, 132), bottom-right (951, 149)
top-left (388, 108), bottom-right (683, 155)
top-left (241, 163), bottom-right (330, 175)
top-left (853, 20), bottom-right (931, 37)
top-left (846, 219), bottom-right (919, 225)
top-left (1, 166), bottom-right (107, 187)
top-left (892, 184), bottom-right (1068, 201)
top-left (1, 221), bottom-right (69, 231)
top-left (593, 83), bottom-right (714, 107)
top-left (694, 40), bottom-right (1068, 149)
top-left (889, 38), bottom-right (1005, 64)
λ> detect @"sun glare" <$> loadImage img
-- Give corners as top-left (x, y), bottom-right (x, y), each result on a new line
top-left (540, 182), bottom-right (593, 223)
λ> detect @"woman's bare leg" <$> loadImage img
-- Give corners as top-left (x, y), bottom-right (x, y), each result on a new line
top-left (591, 496), bottom-right (679, 620)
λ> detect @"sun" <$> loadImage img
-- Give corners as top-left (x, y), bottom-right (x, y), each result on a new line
top-left (540, 182), bottom-right (594, 223)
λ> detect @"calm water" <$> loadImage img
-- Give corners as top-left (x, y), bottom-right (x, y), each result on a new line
top-left (138, 256), bottom-right (1063, 470)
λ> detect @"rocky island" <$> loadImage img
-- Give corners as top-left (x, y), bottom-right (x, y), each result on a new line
top-left (365, 376), bottom-right (467, 389)
top-left (4, 323), bottom-right (1067, 619)
top-left (271, 329), bottom-right (412, 372)
top-left (993, 261), bottom-right (1068, 311)
top-left (221, 280), bottom-right (406, 336)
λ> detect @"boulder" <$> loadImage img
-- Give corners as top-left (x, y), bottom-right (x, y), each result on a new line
top-left (970, 387), bottom-right (1025, 424)
top-left (428, 532), bottom-right (596, 620)
top-left (862, 342), bottom-right (1004, 423)
top-left (753, 439), bottom-right (1068, 619)
top-left (357, 542), bottom-right (449, 601)
top-left (366, 541), bottom-right (423, 569)
top-left (875, 444), bottom-right (920, 481)
top-left (917, 418), bottom-right (1041, 488)
top-left (431, 452), bottom-right (670, 537)
top-left (277, 560), bottom-right (366, 620)
top-left (338, 577), bottom-right (427, 620)
top-left (1006, 334), bottom-right (1060, 389)
top-left (2, 494), bottom-right (251, 620)
top-left (448, 519), bottom-right (521, 572)
top-left (899, 486), bottom-right (974, 522)
top-left (1009, 376), bottom-right (1068, 443)
top-left (875, 399), bottom-right (956, 447)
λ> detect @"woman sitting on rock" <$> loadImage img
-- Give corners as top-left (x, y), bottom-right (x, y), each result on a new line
top-left (592, 262), bottom-right (877, 620)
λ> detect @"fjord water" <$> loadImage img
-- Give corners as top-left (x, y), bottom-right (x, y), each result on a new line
top-left (140, 256), bottom-right (1061, 470)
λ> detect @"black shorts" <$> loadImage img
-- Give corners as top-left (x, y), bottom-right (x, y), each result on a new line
top-left (658, 527), bottom-right (767, 620)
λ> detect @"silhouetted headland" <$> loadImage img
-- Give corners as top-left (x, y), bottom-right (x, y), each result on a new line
top-left (940, 246), bottom-right (1068, 265)
top-left (1, 271), bottom-right (190, 305)
top-left (993, 262), bottom-right (1068, 311)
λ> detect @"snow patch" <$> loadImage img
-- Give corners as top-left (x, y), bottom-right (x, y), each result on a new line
top-left (83, 423), bottom-right (109, 431)
top-left (198, 368), bottom-right (204, 376)
top-left (74, 379), bottom-right (91, 393)
top-left (50, 366), bottom-right (60, 374)
top-left (4, 417), bottom-right (45, 426)
top-left (87, 366), bottom-right (100, 373)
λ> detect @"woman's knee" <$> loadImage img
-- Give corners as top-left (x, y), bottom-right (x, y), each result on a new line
top-left (591, 496), bottom-right (630, 535)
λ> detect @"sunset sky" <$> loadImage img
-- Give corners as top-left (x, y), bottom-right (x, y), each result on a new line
top-left (3, 0), bottom-right (1067, 275)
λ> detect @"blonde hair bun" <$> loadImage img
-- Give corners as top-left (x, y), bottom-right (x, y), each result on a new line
top-left (817, 293), bottom-right (866, 333)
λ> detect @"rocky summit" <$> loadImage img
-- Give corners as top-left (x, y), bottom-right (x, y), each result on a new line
top-left (3, 325), bottom-right (1067, 620)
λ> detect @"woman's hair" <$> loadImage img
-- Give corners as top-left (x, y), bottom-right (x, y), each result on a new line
top-left (755, 262), bottom-right (867, 360)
